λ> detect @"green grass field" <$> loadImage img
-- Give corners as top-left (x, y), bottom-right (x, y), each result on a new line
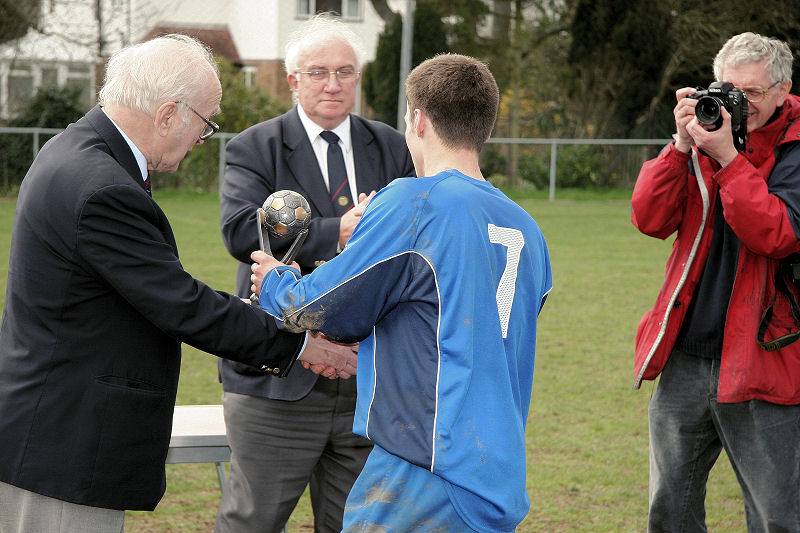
top-left (0, 190), bottom-right (747, 532)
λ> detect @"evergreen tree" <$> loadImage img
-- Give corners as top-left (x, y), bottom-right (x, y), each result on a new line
top-left (0, 84), bottom-right (85, 192)
top-left (0, 0), bottom-right (41, 44)
top-left (362, 0), bottom-right (449, 125)
top-left (567, 0), bottom-right (800, 139)
top-left (567, 0), bottom-right (673, 138)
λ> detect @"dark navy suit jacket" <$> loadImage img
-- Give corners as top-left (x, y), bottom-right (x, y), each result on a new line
top-left (0, 106), bottom-right (304, 511)
top-left (219, 107), bottom-right (415, 400)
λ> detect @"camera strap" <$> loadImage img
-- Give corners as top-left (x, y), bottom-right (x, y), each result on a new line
top-left (757, 257), bottom-right (800, 351)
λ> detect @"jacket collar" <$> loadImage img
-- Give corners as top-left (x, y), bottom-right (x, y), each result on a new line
top-left (84, 106), bottom-right (150, 195)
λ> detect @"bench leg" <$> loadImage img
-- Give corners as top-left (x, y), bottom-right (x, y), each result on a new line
top-left (215, 462), bottom-right (227, 492)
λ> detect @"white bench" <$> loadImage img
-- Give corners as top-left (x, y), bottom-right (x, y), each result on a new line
top-left (166, 404), bottom-right (289, 533)
top-left (166, 405), bottom-right (230, 490)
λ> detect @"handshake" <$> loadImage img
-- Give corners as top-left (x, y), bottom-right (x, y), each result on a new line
top-left (299, 331), bottom-right (358, 380)
top-left (248, 189), bottom-right (377, 380)
top-left (247, 251), bottom-right (357, 380)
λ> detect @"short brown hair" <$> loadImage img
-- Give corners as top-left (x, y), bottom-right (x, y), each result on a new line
top-left (405, 54), bottom-right (499, 152)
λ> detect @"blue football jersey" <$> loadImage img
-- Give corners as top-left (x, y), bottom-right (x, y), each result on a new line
top-left (259, 169), bottom-right (552, 531)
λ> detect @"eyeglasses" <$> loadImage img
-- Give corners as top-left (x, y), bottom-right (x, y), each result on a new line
top-left (176, 101), bottom-right (219, 140)
top-left (737, 81), bottom-right (781, 103)
top-left (296, 68), bottom-right (360, 83)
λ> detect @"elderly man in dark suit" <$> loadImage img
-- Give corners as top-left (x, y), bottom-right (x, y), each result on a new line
top-left (0, 34), bottom-right (354, 533)
top-left (214, 14), bottom-right (415, 533)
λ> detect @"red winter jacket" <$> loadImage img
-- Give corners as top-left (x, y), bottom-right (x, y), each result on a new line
top-left (632, 95), bottom-right (800, 404)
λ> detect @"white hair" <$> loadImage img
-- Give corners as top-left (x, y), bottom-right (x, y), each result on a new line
top-left (284, 13), bottom-right (367, 74)
top-left (713, 32), bottom-right (793, 84)
top-left (98, 34), bottom-right (219, 116)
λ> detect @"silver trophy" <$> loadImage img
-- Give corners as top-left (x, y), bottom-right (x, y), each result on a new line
top-left (250, 190), bottom-right (311, 304)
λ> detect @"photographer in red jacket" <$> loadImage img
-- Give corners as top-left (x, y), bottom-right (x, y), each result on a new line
top-left (632, 32), bottom-right (800, 531)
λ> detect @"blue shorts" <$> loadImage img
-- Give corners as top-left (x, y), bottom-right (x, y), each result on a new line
top-left (342, 445), bottom-right (480, 533)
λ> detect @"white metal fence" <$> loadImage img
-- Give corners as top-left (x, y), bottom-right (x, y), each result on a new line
top-left (0, 127), bottom-right (673, 199)
top-left (486, 137), bottom-right (671, 200)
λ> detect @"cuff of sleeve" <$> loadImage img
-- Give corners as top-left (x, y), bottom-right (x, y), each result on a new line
top-left (297, 331), bottom-right (310, 360)
top-left (260, 330), bottom-right (305, 378)
top-left (257, 265), bottom-right (301, 308)
top-left (667, 141), bottom-right (692, 162)
top-left (712, 153), bottom-right (745, 186)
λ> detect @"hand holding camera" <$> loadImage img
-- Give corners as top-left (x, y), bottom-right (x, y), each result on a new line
top-left (675, 82), bottom-right (749, 166)
top-left (687, 81), bottom-right (748, 152)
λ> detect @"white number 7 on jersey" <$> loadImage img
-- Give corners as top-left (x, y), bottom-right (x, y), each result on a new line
top-left (488, 224), bottom-right (524, 338)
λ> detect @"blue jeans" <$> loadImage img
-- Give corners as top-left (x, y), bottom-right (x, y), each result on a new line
top-left (648, 350), bottom-right (800, 533)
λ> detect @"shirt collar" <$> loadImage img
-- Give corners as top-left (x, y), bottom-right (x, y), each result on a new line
top-left (296, 104), bottom-right (352, 153)
top-left (101, 106), bottom-right (149, 182)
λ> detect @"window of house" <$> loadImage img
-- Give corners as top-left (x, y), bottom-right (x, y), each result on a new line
top-left (297, 0), bottom-right (362, 20)
top-left (344, 0), bottom-right (361, 18)
top-left (297, 0), bottom-right (312, 16)
top-left (1, 61), bottom-right (94, 120)
top-left (241, 66), bottom-right (257, 88)
top-left (316, 0), bottom-right (342, 14)
top-left (7, 65), bottom-right (34, 117)
top-left (65, 64), bottom-right (93, 109)
top-left (41, 66), bottom-right (59, 88)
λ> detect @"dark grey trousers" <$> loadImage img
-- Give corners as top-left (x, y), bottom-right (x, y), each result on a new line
top-left (0, 481), bottom-right (124, 533)
top-left (648, 350), bottom-right (800, 533)
top-left (214, 377), bottom-right (372, 533)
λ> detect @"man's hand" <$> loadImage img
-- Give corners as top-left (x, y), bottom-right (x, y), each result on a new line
top-left (250, 250), bottom-right (299, 296)
top-left (338, 191), bottom-right (377, 249)
top-left (673, 87), bottom-right (699, 152)
top-left (686, 106), bottom-right (739, 167)
top-left (673, 87), bottom-right (739, 167)
top-left (300, 332), bottom-right (358, 379)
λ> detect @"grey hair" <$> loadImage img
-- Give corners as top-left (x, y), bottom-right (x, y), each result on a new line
top-left (98, 34), bottom-right (219, 116)
top-left (713, 32), bottom-right (793, 84)
top-left (284, 13), bottom-right (367, 74)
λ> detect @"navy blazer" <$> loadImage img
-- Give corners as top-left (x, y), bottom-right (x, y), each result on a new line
top-left (0, 106), bottom-right (304, 511)
top-left (219, 107), bottom-right (415, 400)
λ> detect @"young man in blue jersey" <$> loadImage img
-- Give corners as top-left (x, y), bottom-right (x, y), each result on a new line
top-left (250, 53), bottom-right (552, 533)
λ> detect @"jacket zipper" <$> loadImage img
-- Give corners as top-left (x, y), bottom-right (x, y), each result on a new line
top-left (634, 150), bottom-right (710, 389)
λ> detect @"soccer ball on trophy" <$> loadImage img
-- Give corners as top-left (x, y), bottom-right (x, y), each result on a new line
top-left (255, 190), bottom-right (311, 265)
top-left (261, 190), bottom-right (312, 238)
top-left (249, 190), bottom-right (312, 304)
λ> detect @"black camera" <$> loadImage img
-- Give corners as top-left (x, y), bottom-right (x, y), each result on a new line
top-left (688, 81), bottom-right (748, 151)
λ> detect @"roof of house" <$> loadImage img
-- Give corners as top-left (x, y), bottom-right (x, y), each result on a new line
top-left (143, 26), bottom-right (241, 64)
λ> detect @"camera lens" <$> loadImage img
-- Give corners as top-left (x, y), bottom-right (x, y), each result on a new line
top-left (695, 96), bottom-right (722, 127)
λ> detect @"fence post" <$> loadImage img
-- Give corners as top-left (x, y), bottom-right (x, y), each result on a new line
top-left (33, 131), bottom-right (40, 160)
top-left (217, 136), bottom-right (227, 194)
top-left (549, 141), bottom-right (557, 202)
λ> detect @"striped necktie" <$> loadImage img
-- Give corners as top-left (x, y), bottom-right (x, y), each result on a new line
top-left (320, 130), bottom-right (353, 215)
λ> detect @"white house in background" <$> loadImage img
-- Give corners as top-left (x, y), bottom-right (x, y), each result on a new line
top-left (0, 0), bottom-right (388, 120)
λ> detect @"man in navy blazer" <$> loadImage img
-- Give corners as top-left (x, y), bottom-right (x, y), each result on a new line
top-left (215, 14), bottom-right (415, 533)
top-left (0, 34), bottom-right (355, 533)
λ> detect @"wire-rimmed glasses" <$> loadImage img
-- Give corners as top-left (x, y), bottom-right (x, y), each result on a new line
top-left (737, 81), bottom-right (781, 103)
top-left (177, 101), bottom-right (219, 140)
top-left (296, 68), bottom-right (360, 83)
